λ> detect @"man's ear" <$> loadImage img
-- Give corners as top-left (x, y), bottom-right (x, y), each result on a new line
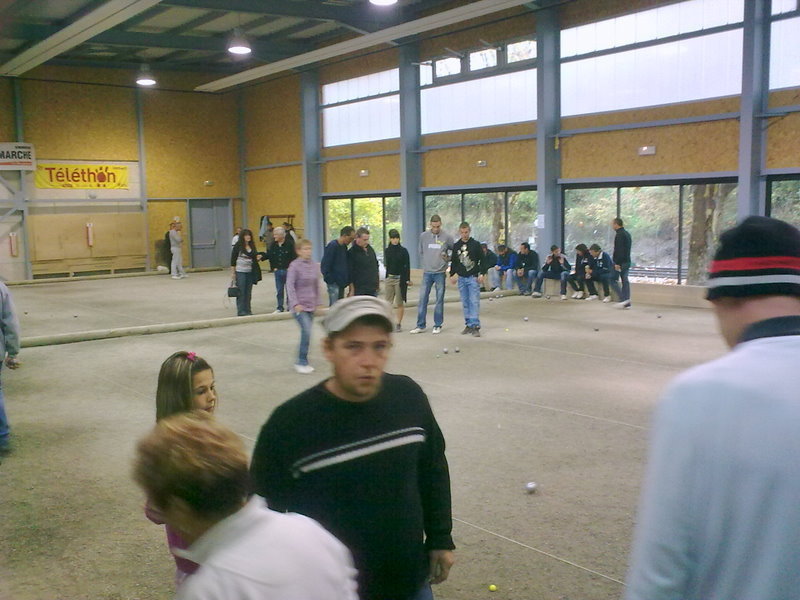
top-left (322, 336), bottom-right (334, 360)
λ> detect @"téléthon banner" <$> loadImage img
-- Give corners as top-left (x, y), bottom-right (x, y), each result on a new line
top-left (35, 163), bottom-right (129, 189)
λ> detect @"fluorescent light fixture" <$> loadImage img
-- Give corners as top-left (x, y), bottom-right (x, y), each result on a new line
top-left (227, 28), bottom-right (252, 55)
top-left (196, 0), bottom-right (535, 92)
top-left (0, 0), bottom-right (163, 77)
top-left (370, 0), bottom-right (399, 5)
top-left (136, 64), bottom-right (156, 86)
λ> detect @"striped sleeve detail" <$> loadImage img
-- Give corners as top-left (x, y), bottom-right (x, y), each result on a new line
top-left (291, 427), bottom-right (426, 478)
top-left (706, 274), bottom-right (800, 288)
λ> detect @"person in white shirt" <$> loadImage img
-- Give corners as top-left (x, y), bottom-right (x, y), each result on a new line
top-left (625, 216), bottom-right (800, 600)
top-left (133, 411), bottom-right (358, 600)
top-left (169, 222), bottom-right (186, 280)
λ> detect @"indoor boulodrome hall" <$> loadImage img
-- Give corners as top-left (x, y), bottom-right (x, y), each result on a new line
top-left (1, 1), bottom-right (799, 599)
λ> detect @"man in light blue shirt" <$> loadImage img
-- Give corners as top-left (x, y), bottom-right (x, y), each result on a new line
top-left (410, 215), bottom-right (453, 335)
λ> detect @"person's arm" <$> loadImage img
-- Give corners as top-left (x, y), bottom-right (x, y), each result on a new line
top-left (624, 386), bottom-right (699, 600)
top-left (402, 247), bottom-right (411, 285)
top-left (449, 243), bottom-right (461, 281)
top-left (0, 287), bottom-right (20, 363)
top-left (286, 264), bottom-right (300, 312)
top-left (320, 242), bottom-right (333, 279)
top-left (249, 408), bottom-right (295, 512)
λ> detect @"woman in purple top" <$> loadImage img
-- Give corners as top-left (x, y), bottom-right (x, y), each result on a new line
top-left (286, 239), bottom-right (321, 374)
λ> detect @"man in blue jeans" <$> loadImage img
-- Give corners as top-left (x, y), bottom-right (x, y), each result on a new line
top-left (266, 226), bottom-right (296, 313)
top-left (411, 215), bottom-right (453, 335)
top-left (612, 217), bottom-right (633, 309)
top-left (450, 222), bottom-right (484, 337)
top-left (514, 242), bottom-right (540, 295)
top-left (0, 281), bottom-right (21, 460)
top-left (532, 245), bottom-right (571, 300)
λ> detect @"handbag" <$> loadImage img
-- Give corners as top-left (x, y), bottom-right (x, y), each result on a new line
top-left (227, 281), bottom-right (241, 298)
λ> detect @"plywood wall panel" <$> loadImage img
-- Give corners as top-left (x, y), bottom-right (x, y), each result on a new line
top-left (562, 97), bottom-right (740, 130)
top-left (22, 79), bottom-right (138, 160)
top-left (561, 120), bottom-right (739, 178)
top-left (142, 90), bottom-right (239, 199)
top-left (767, 112), bottom-right (800, 170)
top-left (0, 79), bottom-right (15, 142)
top-left (244, 76), bottom-right (302, 166)
top-left (322, 155), bottom-right (400, 194)
top-left (246, 166), bottom-right (304, 236)
top-left (423, 122), bottom-right (535, 147)
top-left (423, 139), bottom-right (535, 188)
top-left (322, 139), bottom-right (400, 158)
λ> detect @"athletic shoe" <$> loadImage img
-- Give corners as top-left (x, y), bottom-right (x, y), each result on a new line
top-left (294, 364), bottom-right (315, 374)
top-left (576, 291), bottom-right (585, 299)
top-left (461, 326), bottom-right (472, 335)
top-left (432, 326), bottom-right (442, 334)
top-left (571, 292), bottom-right (579, 298)
top-left (471, 327), bottom-right (481, 337)
top-left (585, 295), bottom-right (598, 301)
top-left (602, 296), bottom-right (611, 303)
top-left (410, 327), bottom-right (426, 334)
top-left (615, 299), bottom-right (632, 309)
top-left (395, 324), bottom-right (402, 332)
top-left (180, 274), bottom-right (188, 278)
top-left (271, 309), bottom-right (284, 314)
top-left (171, 275), bottom-right (181, 280)
top-left (531, 292), bottom-right (542, 298)
top-left (561, 294), bottom-right (567, 300)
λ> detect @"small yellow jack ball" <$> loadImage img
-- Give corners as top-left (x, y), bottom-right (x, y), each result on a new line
top-left (489, 584), bottom-right (497, 592)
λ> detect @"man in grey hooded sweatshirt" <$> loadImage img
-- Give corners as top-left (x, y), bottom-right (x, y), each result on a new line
top-left (411, 214), bottom-right (453, 335)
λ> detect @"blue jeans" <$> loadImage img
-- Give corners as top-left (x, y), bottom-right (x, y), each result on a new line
top-left (326, 282), bottom-right (345, 306)
top-left (515, 269), bottom-right (538, 294)
top-left (587, 273), bottom-right (622, 298)
top-left (293, 311), bottom-right (313, 366)
top-left (410, 584), bottom-right (434, 600)
top-left (416, 272), bottom-right (446, 329)
top-left (274, 269), bottom-right (288, 311)
top-left (617, 264), bottom-right (631, 302)
top-left (235, 271), bottom-right (254, 316)
top-left (534, 271), bottom-right (569, 295)
top-left (457, 275), bottom-right (480, 328)
top-left (0, 367), bottom-right (8, 449)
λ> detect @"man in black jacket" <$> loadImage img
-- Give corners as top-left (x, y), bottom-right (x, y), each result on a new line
top-left (384, 229), bottom-right (411, 331)
top-left (348, 227), bottom-right (379, 297)
top-left (450, 222), bottom-right (483, 336)
top-left (515, 242), bottom-right (540, 295)
top-left (250, 296), bottom-right (456, 600)
top-left (532, 245), bottom-right (571, 300)
top-left (479, 243), bottom-right (498, 291)
top-left (612, 217), bottom-right (633, 309)
top-left (266, 226), bottom-right (296, 313)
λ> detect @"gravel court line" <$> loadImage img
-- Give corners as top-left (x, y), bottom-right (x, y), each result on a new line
top-left (453, 517), bottom-right (627, 586)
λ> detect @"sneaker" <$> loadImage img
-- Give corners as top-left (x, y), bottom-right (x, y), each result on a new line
top-left (471, 327), bottom-right (481, 337)
top-left (615, 299), bottom-right (632, 309)
top-left (531, 291), bottom-right (542, 298)
top-left (271, 309), bottom-right (284, 315)
top-left (171, 275), bottom-right (181, 279)
top-left (180, 273), bottom-right (188, 278)
top-left (461, 326), bottom-right (472, 335)
top-left (571, 292), bottom-right (579, 298)
top-left (585, 295), bottom-right (598, 301)
top-left (602, 296), bottom-right (611, 303)
top-left (576, 291), bottom-right (585, 299)
top-left (432, 326), bottom-right (442, 334)
top-left (560, 294), bottom-right (567, 301)
top-left (410, 327), bottom-right (426, 334)
top-left (395, 324), bottom-right (402, 332)
top-left (294, 364), bottom-right (315, 374)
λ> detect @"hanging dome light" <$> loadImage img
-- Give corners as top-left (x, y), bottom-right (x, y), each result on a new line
top-left (136, 64), bottom-right (156, 86)
top-left (227, 28), bottom-right (252, 55)
top-left (369, 0), bottom-right (398, 5)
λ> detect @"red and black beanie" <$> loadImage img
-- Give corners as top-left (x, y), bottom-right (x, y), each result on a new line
top-left (706, 216), bottom-right (800, 300)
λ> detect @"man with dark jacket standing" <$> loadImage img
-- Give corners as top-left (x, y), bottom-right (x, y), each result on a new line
top-left (347, 227), bottom-right (379, 297)
top-left (515, 242), bottom-right (540, 295)
top-left (321, 226), bottom-right (355, 305)
top-left (612, 217), bottom-right (633, 309)
top-left (251, 296), bottom-right (456, 600)
top-left (266, 226), bottom-right (296, 313)
top-left (450, 222), bottom-right (484, 337)
top-left (384, 229), bottom-right (411, 331)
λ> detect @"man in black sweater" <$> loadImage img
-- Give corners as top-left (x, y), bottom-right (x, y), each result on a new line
top-left (266, 226), bottom-right (296, 313)
top-left (348, 227), bottom-right (379, 297)
top-left (250, 296), bottom-right (456, 600)
top-left (450, 222), bottom-right (484, 337)
top-left (515, 242), bottom-right (540, 295)
top-left (384, 229), bottom-right (411, 331)
top-left (612, 217), bottom-right (633, 308)
top-left (479, 242), bottom-right (497, 291)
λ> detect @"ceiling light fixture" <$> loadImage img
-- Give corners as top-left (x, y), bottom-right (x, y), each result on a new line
top-left (227, 28), bottom-right (252, 55)
top-left (369, 0), bottom-right (398, 5)
top-left (136, 64), bottom-right (156, 86)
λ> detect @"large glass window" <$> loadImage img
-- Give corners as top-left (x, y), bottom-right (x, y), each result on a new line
top-left (325, 198), bottom-right (352, 243)
top-left (324, 195), bottom-right (400, 259)
top-left (507, 39), bottom-right (536, 63)
top-left (769, 179), bottom-right (800, 228)
top-left (563, 188), bottom-right (617, 256)
top-left (421, 69), bottom-right (536, 134)
top-left (770, 16), bottom-right (800, 90)
top-left (435, 57), bottom-right (462, 78)
top-left (619, 186), bottom-right (680, 281)
top-left (463, 192), bottom-right (505, 248)
top-left (424, 195), bottom-right (462, 239)
top-left (681, 183), bottom-right (737, 284)
top-left (470, 48), bottom-right (498, 71)
top-left (507, 190), bottom-right (538, 248)
top-left (322, 95), bottom-right (400, 147)
top-left (321, 69), bottom-right (399, 105)
top-left (562, 28), bottom-right (742, 116)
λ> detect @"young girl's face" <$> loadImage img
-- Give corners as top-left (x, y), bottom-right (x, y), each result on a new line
top-left (192, 369), bottom-right (216, 413)
top-left (297, 244), bottom-right (312, 260)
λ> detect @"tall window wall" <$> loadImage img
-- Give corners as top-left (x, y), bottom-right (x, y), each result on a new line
top-left (424, 190), bottom-right (537, 249)
top-left (324, 195), bottom-right (401, 258)
top-left (769, 178), bottom-right (800, 228)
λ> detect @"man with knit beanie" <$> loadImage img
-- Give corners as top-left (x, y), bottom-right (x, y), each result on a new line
top-left (625, 216), bottom-right (800, 600)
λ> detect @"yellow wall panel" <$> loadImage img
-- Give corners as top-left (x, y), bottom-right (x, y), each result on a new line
top-left (562, 97), bottom-right (740, 130)
top-left (561, 120), bottom-right (739, 178)
top-left (322, 139), bottom-right (400, 158)
top-left (244, 76), bottom-right (302, 166)
top-left (423, 122), bottom-right (535, 147)
top-left (147, 200), bottom-right (187, 268)
top-left (22, 79), bottom-right (138, 160)
top-left (423, 140), bottom-right (536, 188)
top-left (143, 90), bottom-right (239, 198)
top-left (767, 112), bottom-right (800, 170)
top-left (323, 155), bottom-right (400, 194)
top-left (0, 79), bottom-right (14, 142)
top-left (769, 87), bottom-right (800, 109)
top-left (246, 166), bottom-right (304, 237)
top-left (29, 65), bottom-right (213, 91)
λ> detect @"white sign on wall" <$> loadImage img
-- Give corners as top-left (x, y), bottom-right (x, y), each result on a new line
top-left (0, 143), bottom-right (36, 171)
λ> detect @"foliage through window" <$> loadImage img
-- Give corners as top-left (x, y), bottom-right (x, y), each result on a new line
top-left (507, 39), bottom-right (536, 63)
top-left (469, 48), bottom-right (498, 71)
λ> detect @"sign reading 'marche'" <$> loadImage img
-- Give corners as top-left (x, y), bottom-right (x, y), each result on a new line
top-left (0, 143), bottom-right (36, 171)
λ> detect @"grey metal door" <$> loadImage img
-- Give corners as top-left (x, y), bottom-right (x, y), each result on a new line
top-left (189, 199), bottom-right (232, 268)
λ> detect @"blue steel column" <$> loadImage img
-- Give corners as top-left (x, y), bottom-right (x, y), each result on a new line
top-left (536, 2), bottom-right (562, 257)
top-left (135, 87), bottom-right (151, 271)
top-left (399, 43), bottom-right (423, 268)
top-left (737, 0), bottom-right (771, 219)
top-left (12, 78), bottom-right (33, 280)
top-left (301, 69), bottom-right (324, 260)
